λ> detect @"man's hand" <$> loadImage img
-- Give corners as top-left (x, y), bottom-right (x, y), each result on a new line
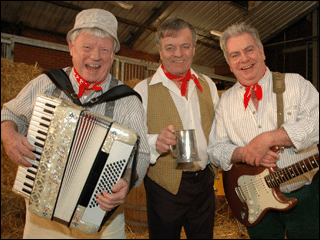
top-left (156, 125), bottom-right (176, 155)
top-left (240, 146), bottom-right (279, 167)
top-left (232, 132), bottom-right (280, 167)
top-left (95, 168), bottom-right (131, 211)
top-left (232, 128), bottom-right (294, 168)
top-left (96, 178), bottom-right (129, 211)
top-left (240, 132), bottom-right (280, 167)
top-left (1, 121), bottom-right (35, 167)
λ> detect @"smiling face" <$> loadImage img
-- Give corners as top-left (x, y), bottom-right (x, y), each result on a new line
top-left (68, 32), bottom-right (115, 83)
top-left (226, 32), bottom-right (267, 85)
top-left (158, 27), bottom-right (195, 76)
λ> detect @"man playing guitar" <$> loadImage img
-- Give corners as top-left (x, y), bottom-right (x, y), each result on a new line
top-left (207, 22), bottom-right (319, 239)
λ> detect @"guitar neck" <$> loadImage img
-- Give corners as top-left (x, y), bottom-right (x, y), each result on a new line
top-left (265, 154), bottom-right (319, 188)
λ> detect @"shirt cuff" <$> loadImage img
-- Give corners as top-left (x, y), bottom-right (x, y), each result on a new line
top-left (147, 134), bottom-right (161, 164)
top-left (281, 124), bottom-right (307, 152)
top-left (1, 107), bottom-right (28, 135)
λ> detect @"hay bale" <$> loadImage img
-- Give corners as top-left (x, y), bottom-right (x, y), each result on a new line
top-left (1, 133), bottom-right (26, 239)
top-left (1, 58), bottom-right (44, 109)
top-left (1, 58), bottom-right (43, 239)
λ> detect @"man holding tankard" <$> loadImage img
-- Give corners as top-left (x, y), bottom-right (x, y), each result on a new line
top-left (134, 18), bottom-right (219, 239)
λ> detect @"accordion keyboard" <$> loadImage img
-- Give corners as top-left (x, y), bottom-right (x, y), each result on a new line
top-left (12, 96), bottom-right (61, 198)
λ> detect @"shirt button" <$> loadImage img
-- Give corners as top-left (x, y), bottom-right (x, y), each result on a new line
top-left (258, 125), bottom-right (262, 128)
top-left (287, 112), bottom-right (292, 115)
top-left (253, 111), bottom-right (256, 114)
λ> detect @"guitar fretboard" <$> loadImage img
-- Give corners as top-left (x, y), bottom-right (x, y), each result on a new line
top-left (265, 154), bottom-right (319, 188)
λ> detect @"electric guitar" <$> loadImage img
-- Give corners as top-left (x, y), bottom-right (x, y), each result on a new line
top-left (223, 151), bottom-right (319, 227)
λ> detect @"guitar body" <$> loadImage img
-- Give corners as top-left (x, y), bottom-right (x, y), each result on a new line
top-left (223, 163), bottom-right (297, 227)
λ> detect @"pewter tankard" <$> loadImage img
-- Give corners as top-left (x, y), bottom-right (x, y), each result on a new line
top-left (170, 129), bottom-right (200, 164)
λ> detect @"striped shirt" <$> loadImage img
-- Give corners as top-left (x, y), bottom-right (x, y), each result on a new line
top-left (1, 67), bottom-right (150, 186)
top-left (208, 67), bottom-right (319, 193)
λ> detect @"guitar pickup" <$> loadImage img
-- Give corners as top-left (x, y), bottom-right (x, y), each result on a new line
top-left (235, 187), bottom-right (246, 203)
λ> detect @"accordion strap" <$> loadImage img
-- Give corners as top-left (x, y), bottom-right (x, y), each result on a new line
top-left (43, 69), bottom-right (142, 107)
top-left (82, 84), bottom-right (142, 107)
top-left (44, 69), bottom-right (82, 105)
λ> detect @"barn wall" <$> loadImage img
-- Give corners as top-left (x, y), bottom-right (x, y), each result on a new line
top-left (11, 27), bottom-right (160, 71)
top-left (2, 26), bottom-right (235, 87)
top-left (14, 43), bottom-right (72, 71)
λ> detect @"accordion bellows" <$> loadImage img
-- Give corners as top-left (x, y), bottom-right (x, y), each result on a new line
top-left (13, 94), bottom-right (139, 234)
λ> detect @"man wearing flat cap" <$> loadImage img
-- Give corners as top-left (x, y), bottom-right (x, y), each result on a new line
top-left (1, 8), bottom-right (150, 239)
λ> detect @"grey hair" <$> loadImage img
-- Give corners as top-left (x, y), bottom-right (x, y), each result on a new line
top-left (68, 28), bottom-right (117, 52)
top-left (220, 22), bottom-right (262, 63)
top-left (156, 18), bottom-right (197, 46)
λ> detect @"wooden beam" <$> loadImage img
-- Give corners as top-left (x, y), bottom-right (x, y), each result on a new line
top-left (125, 1), bottom-right (174, 48)
top-left (116, 17), bottom-right (157, 31)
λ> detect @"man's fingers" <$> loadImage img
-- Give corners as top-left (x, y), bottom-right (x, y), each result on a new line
top-left (22, 137), bottom-right (36, 151)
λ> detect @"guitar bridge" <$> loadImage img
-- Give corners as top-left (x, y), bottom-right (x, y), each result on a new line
top-left (235, 187), bottom-right (246, 203)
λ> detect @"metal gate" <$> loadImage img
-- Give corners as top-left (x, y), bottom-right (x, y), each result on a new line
top-left (111, 55), bottom-right (158, 84)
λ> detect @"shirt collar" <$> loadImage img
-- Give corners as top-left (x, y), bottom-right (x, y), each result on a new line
top-left (150, 66), bottom-right (199, 97)
top-left (150, 65), bottom-right (202, 87)
top-left (69, 67), bottom-right (112, 92)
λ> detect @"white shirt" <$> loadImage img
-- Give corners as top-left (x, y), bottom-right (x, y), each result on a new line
top-left (134, 66), bottom-right (219, 169)
top-left (208, 67), bottom-right (319, 192)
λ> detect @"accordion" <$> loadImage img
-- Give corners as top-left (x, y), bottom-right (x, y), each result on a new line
top-left (12, 94), bottom-right (139, 234)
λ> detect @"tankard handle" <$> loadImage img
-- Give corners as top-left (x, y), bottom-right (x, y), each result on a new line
top-left (169, 131), bottom-right (178, 156)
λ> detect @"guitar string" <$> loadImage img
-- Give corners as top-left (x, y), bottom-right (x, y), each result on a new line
top-left (242, 163), bottom-right (303, 194)
top-left (241, 165), bottom-right (301, 195)
top-left (239, 156), bottom-right (319, 197)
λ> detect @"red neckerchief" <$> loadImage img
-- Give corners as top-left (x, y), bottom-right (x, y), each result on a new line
top-left (74, 68), bottom-right (104, 98)
top-left (241, 83), bottom-right (262, 109)
top-left (241, 68), bottom-right (267, 109)
top-left (161, 64), bottom-right (203, 96)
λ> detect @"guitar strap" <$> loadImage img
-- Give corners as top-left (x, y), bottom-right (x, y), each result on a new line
top-left (272, 72), bottom-right (285, 128)
top-left (272, 71), bottom-right (286, 152)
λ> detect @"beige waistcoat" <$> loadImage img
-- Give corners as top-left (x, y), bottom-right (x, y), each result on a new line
top-left (147, 73), bottom-right (216, 195)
